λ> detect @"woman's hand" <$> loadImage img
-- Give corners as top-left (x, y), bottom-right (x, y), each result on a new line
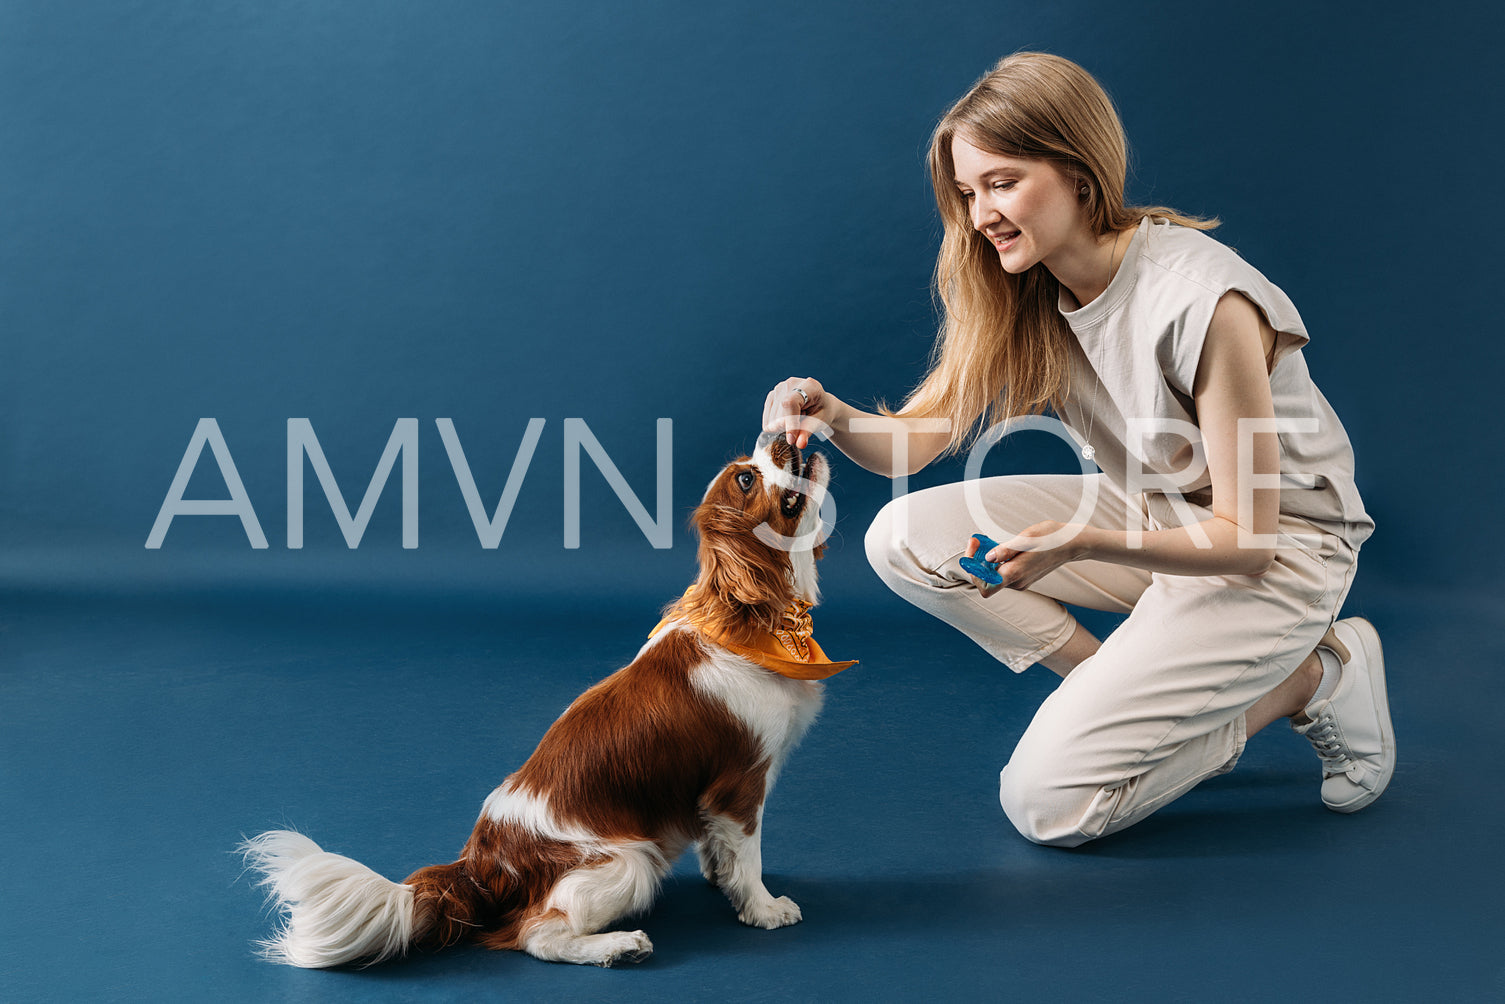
top-left (964, 521), bottom-right (1095, 596)
top-left (762, 377), bottom-right (832, 450)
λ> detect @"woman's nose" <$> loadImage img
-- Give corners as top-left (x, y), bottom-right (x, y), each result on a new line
top-left (971, 194), bottom-right (999, 230)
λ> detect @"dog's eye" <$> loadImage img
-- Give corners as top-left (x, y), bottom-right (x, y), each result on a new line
top-left (736, 471), bottom-right (755, 493)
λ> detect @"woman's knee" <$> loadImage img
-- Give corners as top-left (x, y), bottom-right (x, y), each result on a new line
top-left (863, 497), bottom-right (916, 583)
top-left (998, 756), bottom-right (1102, 849)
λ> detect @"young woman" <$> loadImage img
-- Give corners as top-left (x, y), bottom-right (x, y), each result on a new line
top-left (762, 52), bottom-right (1392, 847)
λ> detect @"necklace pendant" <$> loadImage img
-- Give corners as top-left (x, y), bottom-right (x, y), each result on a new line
top-left (1082, 443), bottom-right (1096, 461)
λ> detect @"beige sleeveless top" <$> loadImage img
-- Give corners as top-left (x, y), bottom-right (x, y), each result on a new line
top-left (1055, 215), bottom-right (1374, 549)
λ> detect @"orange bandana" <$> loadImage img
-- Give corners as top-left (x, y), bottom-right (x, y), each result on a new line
top-left (649, 588), bottom-right (858, 681)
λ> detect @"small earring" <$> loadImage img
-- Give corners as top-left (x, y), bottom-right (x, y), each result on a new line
top-left (1079, 186), bottom-right (1090, 198)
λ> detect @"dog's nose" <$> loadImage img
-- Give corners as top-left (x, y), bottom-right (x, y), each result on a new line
top-left (755, 430), bottom-right (802, 468)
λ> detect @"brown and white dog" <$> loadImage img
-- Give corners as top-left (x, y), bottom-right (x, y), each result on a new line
top-left (241, 435), bottom-right (853, 967)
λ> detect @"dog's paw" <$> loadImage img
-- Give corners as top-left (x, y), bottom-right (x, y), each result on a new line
top-left (739, 895), bottom-right (802, 930)
top-left (596, 930), bottom-right (653, 967)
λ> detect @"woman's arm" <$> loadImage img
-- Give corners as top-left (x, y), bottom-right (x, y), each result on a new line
top-left (976, 291), bottom-right (1282, 589)
top-left (1090, 289), bottom-right (1281, 575)
top-left (762, 377), bottom-right (954, 478)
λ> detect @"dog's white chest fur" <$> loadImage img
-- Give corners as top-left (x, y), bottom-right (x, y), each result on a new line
top-left (690, 647), bottom-right (823, 771)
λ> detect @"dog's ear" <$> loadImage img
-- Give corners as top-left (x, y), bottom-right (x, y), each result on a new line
top-left (695, 506), bottom-right (794, 619)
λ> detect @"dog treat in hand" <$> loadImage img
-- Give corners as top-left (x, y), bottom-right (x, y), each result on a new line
top-left (959, 533), bottom-right (1005, 586)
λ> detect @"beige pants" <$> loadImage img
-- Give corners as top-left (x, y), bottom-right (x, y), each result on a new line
top-left (864, 473), bottom-right (1359, 847)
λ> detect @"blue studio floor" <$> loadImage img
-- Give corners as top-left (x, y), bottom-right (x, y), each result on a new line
top-left (2, 576), bottom-right (1500, 1002)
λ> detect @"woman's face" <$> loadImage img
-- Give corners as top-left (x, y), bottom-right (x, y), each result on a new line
top-left (950, 132), bottom-right (1088, 275)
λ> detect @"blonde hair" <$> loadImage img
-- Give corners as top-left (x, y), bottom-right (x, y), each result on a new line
top-left (884, 51), bottom-right (1218, 451)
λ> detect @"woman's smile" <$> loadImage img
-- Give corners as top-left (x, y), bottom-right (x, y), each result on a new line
top-left (988, 229), bottom-right (1022, 252)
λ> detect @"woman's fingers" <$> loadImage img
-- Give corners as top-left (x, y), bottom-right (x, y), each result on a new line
top-left (783, 388), bottom-right (806, 447)
top-left (763, 377), bottom-right (822, 448)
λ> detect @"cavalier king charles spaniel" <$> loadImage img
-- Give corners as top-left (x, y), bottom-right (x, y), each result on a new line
top-left (242, 435), bottom-right (854, 968)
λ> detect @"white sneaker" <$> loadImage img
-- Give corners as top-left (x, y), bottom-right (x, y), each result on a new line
top-left (1291, 617), bottom-right (1395, 813)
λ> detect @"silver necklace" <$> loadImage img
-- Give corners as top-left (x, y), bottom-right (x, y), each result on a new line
top-left (1079, 227), bottom-right (1124, 463)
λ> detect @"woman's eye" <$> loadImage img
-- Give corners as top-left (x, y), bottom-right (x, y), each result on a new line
top-left (736, 471), bottom-right (755, 492)
top-left (993, 181), bottom-right (1014, 191)
top-left (958, 191), bottom-right (974, 201)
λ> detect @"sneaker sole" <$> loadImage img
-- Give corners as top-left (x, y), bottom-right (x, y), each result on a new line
top-left (1325, 616), bottom-right (1395, 813)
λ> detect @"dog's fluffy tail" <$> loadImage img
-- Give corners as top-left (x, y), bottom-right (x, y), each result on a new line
top-left (240, 830), bottom-right (486, 968)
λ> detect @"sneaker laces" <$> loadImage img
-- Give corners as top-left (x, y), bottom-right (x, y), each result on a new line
top-left (1304, 709), bottom-right (1364, 782)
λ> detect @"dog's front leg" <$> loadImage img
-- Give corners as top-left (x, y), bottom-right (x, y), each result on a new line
top-left (693, 839), bottom-right (722, 885)
top-left (700, 808), bottom-right (802, 929)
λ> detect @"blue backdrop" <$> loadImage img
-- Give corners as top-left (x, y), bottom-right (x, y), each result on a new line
top-left (5, 2), bottom-right (1504, 1001)
top-left (5, 0), bottom-right (1500, 610)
